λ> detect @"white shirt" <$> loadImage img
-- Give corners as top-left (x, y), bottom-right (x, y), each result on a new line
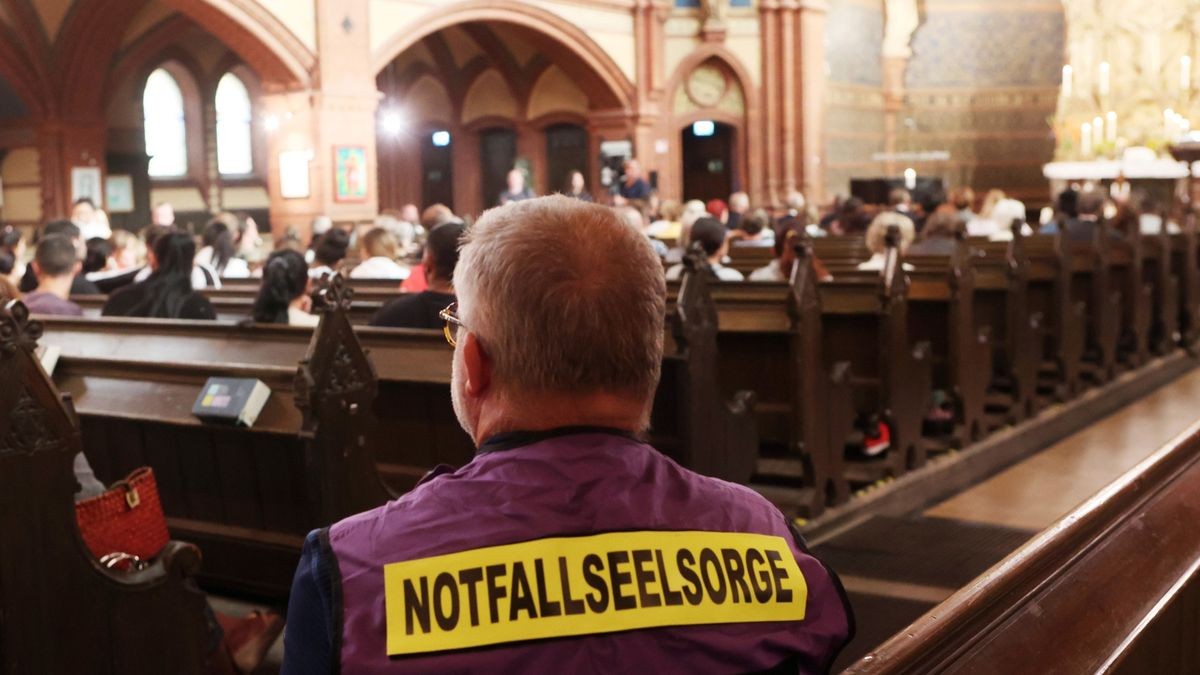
top-left (1140, 214), bottom-right (1181, 235)
top-left (349, 256), bottom-right (409, 280)
top-left (749, 259), bottom-right (785, 282)
top-left (288, 306), bottom-right (320, 327)
top-left (857, 253), bottom-right (914, 272)
top-left (665, 262), bottom-right (744, 282)
top-left (966, 217), bottom-right (1002, 238)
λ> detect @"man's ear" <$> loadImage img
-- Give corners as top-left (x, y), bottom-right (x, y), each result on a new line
top-left (31, 261), bottom-right (42, 277)
top-left (461, 331), bottom-right (491, 397)
top-left (73, 260), bottom-right (83, 275)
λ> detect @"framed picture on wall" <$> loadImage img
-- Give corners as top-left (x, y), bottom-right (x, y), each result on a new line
top-left (279, 149), bottom-right (313, 199)
top-left (333, 146), bottom-right (368, 202)
top-left (71, 167), bottom-right (103, 206)
top-left (105, 175), bottom-right (134, 213)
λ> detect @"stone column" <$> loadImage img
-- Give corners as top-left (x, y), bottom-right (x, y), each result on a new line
top-left (798, 0), bottom-right (829, 203)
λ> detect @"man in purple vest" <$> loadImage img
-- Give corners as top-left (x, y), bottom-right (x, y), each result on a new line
top-left (282, 195), bottom-right (853, 673)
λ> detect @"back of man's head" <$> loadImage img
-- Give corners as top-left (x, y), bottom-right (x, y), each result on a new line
top-left (689, 217), bottom-right (726, 257)
top-left (454, 195), bottom-right (665, 403)
top-left (786, 191), bottom-right (806, 211)
top-left (1076, 189), bottom-right (1105, 217)
top-left (729, 192), bottom-right (750, 212)
top-left (888, 188), bottom-right (912, 207)
top-left (427, 221), bottom-right (467, 282)
top-left (44, 219), bottom-right (81, 241)
top-left (35, 234), bottom-right (78, 278)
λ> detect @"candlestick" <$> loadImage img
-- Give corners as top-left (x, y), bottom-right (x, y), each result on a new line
top-left (1182, 56), bottom-right (1192, 92)
top-left (1092, 115), bottom-right (1104, 147)
top-left (1062, 65), bottom-right (1073, 98)
top-left (1081, 122), bottom-right (1092, 157)
top-left (1105, 111), bottom-right (1117, 143)
top-left (1099, 61), bottom-right (1110, 97)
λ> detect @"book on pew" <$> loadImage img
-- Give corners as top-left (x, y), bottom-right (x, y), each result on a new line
top-left (192, 378), bottom-right (271, 427)
top-left (36, 344), bottom-right (61, 376)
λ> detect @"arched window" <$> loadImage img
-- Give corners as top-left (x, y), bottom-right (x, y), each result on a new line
top-left (215, 72), bottom-right (254, 175)
top-left (143, 68), bottom-right (188, 178)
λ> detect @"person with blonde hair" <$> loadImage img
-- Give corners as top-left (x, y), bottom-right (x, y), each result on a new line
top-left (858, 211), bottom-right (915, 271)
top-left (349, 227), bottom-right (408, 279)
top-left (283, 194), bottom-right (852, 672)
top-left (648, 199), bottom-right (683, 241)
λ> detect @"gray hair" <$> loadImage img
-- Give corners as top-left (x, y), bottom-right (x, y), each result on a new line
top-left (786, 191), bottom-right (806, 211)
top-left (454, 195), bottom-right (666, 402)
top-left (865, 211), bottom-right (916, 254)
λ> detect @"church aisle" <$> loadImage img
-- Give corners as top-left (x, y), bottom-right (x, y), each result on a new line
top-left (925, 365), bottom-right (1200, 530)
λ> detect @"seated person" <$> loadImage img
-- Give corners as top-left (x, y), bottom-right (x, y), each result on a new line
top-left (1041, 189), bottom-right (1118, 242)
top-left (858, 211), bottom-right (915, 271)
top-left (729, 208), bottom-right (776, 248)
top-left (309, 229), bottom-right (350, 280)
top-left (907, 211), bottom-right (962, 256)
top-left (282, 195), bottom-right (852, 672)
top-left (647, 199), bottom-right (683, 241)
top-left (20, 220), bottom-right (101, 295)
top-left (370, 221), bottom-right (466, 329)
top-left (83, 237), bottom-right (111, 275)
top-left (252, 249), bottom-right (318, 327)
top-left (102, 232), bottom-right (217, 320)
top-left (749, 225), bottom-right (832, 282)
top-left (124, 225), bottom-right (220, 291)
top-left (985, 198), bottom-right (1033, 242)
top-left (615, 205), bottom-right (668, 258)
top-left (22, 235), bottom-right (84, 316)
top-left (665, 216), bottom-right (745, 281)
top-left (498, 168), bottom-right (536, 205)
top-left (196, 214), bottom-right (249, 280)
top-left (349, 227), bottom-right (408, 280)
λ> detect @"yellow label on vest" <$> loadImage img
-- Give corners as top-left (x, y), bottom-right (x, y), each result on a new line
top-left (383, 530), bottom-right (807, 656)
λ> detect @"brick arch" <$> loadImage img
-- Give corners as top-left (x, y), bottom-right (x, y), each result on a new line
top-left (371, 0), bottom-right (633, 112)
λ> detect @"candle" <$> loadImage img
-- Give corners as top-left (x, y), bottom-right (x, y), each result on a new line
top-left (904, 167), bottom-right (917, 190)
top-left (1099, 61), bottom-right (1110, 97)
top-left (1093, 115), bottom-right (1104, 147)
top-left (1182, 56), bottom-right (1192, 92)
top-left (1081, 122), bottom-right (1092, 156)
top-left (1062, 64), bottom-right (1074, 98)
top-left (1106, 111), bottom-right (1117, 142)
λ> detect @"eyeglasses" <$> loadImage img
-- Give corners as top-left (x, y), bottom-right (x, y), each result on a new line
top-left (438, 302), bottom-right (466, 347)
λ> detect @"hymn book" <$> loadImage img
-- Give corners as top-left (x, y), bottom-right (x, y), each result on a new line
top-left (191, 378), bottom-right (271, 427)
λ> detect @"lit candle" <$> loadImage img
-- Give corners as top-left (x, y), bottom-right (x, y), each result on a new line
top-left (1106, 111), bottom-right (1117, 142)
top-left (1081, 122), bottom-right (1092, 156)
top-left (1099, 61), bottom-right (1110, 97)
top-left (1062, 64), bottom-right (1074, 98)
top-left (904, 167), bottom-right (917, 190)
top-left (1093, 115), bottom-right (1104, 147)
top-left (1182, 56), bottom-right (1192, 92)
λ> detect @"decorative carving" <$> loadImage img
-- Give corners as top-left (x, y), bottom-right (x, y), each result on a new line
top-left (0, 388), bottom-right (62, 457)
top-left (325, 342), bottom-right (367, 398)
top-left (311, 272), bottom-right (354, 313)
top-left (0, 300), bottom-right (43, 356)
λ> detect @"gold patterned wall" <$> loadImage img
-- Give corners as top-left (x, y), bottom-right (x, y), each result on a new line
top-left (1056, 0), bottom-right (1200, 159)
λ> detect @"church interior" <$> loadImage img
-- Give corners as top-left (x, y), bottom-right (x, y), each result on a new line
top-left (2, 0), bottom-right (1200, 672)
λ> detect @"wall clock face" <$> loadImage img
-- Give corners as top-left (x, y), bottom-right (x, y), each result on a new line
top-left (688, 66), bottom-right (727, 107)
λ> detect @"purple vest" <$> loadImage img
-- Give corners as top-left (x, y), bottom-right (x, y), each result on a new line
top-left (328, 431), bottom-right (851, 673)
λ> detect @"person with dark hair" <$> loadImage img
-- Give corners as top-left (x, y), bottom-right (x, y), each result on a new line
top-left (197, 214), bottom-right (249, 279)
top-left (562, 169), bottom-right (594, 202)
top-left (252, 249), bottom-right (317, 326)
top-left (101, 232), bottom-right (216, 320)
top-left (749, 223), bottom-right (831, 283)
top-left (83, 237), bottom-right (111, 275)
top-left (729, 208), bottom-right (775, 248)
top-left (908, 211), bottom-right (962, 256)
top-left (664, 216), bottom-right (743, 281)
top-left (20, 220), bottom-right (101, 295)
top-left (309, 229), bottom-right (350, 280)
top-left (22, 235), bottom-right (84, 316)
top-left (370, 221), bottom-right (467, 328)
top-left (829, 197), bottom-right (867, 235)
top-left (1041, 188), bottom-right (1117, 242)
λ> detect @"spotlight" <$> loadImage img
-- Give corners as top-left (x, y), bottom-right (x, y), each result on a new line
top-left (263, 114), bottom-right (280, 132)
top-left (692, 120), bottom-right (715, 137)
top-left (431, 130), bottom-right (451, 147)
top-left (381, 111), bottom-right (404, 137)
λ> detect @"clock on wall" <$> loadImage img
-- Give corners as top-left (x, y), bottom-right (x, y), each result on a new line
top-left (687, 65), bottom-right (728, 108)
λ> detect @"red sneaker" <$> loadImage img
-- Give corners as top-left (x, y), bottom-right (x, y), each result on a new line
top-left (862, 421), bottom-right (891, 457)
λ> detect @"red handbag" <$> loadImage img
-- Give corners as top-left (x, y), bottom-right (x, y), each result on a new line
top-left (74, 467), bottom-right (170, 568)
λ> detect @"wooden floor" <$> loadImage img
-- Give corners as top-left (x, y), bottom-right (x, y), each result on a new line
top-left (824, 365), bottom-right (1200, 671)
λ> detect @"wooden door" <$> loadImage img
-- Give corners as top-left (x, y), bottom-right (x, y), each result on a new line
top-left (682, 122), bottom-right (734, 203)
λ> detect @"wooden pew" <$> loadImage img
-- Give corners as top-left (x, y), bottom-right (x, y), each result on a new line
top-left (1067, 233), bottom-right (1121, 384)
top-left (1140, 215), bottom-right (1181, 356)
top-left (845, 420), bottom-right (1200, 674)
top-left (968, 230), bottom-right (1043, 423)
top-left (1170, 214), bottom-right (1200, 352)
top-left (668, 243), bottom-right (855, 517)
top-left (71, 292), bottom-right (385, 325)
top-left (0, 300), bottom-right (211, 674)
top-left (904, 239), bottom-right (992, 445)
top-left (818, 235), bottom-right (933, 479)
top-left (45, 277), bottom-right (394, 598)
top-left (1107, 227), bottom-right (1153, 368)
top-left (1024, 234), bottom-right (1086, 399)
top-left (727, 245), bottom-right (774, 276)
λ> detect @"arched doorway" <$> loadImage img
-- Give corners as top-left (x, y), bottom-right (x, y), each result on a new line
top-left (681, 121), bottom-right (735, 203)
top-left (421, 129), bottom-right (454, 208)
top-left (372, 2), bottom-right (634, 216)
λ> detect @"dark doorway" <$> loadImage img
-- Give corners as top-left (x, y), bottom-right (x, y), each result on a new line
top-left (681, 121), bottom-right (734, 203)
top-left (479, 127), bottom-right (517, 208)
top-left (421, 131), bottom-right (454, 209)
top-left (545, 123), bottom-right (589, 195)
